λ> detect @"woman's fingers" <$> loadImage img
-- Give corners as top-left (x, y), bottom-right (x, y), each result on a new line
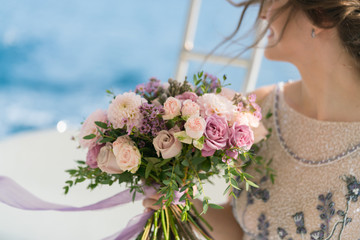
top-left (142, 198), bottom-right (161, 211)
top-left (145, 192), bottom-right (163, 200)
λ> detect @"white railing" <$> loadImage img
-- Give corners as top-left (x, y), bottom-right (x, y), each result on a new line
top-left (175, 0), bottom-right (265, 93)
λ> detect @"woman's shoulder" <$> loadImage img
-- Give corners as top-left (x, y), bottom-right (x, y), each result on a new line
top-left (249, 84), bottom-right (276, 105)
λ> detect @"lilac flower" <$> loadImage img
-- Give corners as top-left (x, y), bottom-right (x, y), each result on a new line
top-left (139, 103), bottom-right (166, 136)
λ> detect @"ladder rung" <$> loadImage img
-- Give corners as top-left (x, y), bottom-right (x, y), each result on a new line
top-left (180, 50), bottom-right (250, 68)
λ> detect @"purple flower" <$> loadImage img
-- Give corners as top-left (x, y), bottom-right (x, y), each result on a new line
top-left (248, 93), bottom-right (256, 103)
top-left (135, 83), bottom-right (146, 95)
top-left (145, 78), bottom-right (161, 94)
top-left (201, 114), bottom-right (229, 157)
top-left (254, 111), bottom-right (262, 120)
top-left (226, 150), bottom-right (239, 159)
top-left (176, 92), bottom-right (199, 102)
top-left (86, 144), bottom-right (103, 168)
top-left (228, 123), bottom-right (254, 151)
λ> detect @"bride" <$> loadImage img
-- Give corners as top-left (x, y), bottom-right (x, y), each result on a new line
top-left (144, 0), bottom-right (360, 239)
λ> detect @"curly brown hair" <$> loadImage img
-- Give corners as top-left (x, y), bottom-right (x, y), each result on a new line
top-left (224, 0), bottom-right (360, 65)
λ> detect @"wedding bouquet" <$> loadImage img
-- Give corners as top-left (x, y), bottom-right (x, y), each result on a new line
top-left (64, 72), bottom-right (270, 240)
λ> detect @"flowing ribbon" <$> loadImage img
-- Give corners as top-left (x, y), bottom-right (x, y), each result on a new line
top-left (0, 176), bottom-right (156, 240)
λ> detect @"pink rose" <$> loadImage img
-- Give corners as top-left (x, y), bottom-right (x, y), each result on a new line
top-left (97, 143), bottom-right (123, 174)
top-left (252, 122), bottom-right (268, 144)
top-left (79, 109), bottom-right (107, 149)
top-left (232, 112), bottom-right (260, 128)
top-left (86, 144), bottom-right (103, 168)
top-left (228, 122), bottom-right (254, 151)
top-left (113, 136), bottom-right (141, 173)
top-left (202, 115), bottom-right (229, 157)
top-left (197, 93), bottom-right (235, 121)
top-left (153, 128), bottom-right (183, 159)
top-left (181, 100), bottom-right (200, 118)
top-left (184, 116), bottom-right (206, 139)
top-left (163, 97), bottom-right (182, 120)
top-left (176, 92), bottom-right (199, 102)
top-left (219, 88), bottom-right (237, 101)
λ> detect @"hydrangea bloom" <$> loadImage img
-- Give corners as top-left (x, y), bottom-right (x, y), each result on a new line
top-left (197, 93), bottom-right (236, 121)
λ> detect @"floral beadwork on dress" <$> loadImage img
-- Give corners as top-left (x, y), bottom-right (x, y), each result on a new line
top-left (250, 213), bottom-right (270, 240)
top-left (276, 175), bottom-right (359, 240)
top-left (292, 212), bottom-right (307, 234)
top-left (316, 192), bottom-right (335, 236)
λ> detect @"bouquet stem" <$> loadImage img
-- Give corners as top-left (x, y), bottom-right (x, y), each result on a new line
top-left (138, 204), bottom-right (213, 240)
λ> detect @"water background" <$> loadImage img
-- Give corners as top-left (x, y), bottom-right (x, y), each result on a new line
top-left (0, 0), bottom-right (300, 140)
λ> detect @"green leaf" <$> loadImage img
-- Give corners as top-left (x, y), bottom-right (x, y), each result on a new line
top-left (223, 185), bottom-right (231, 195)
top-left (75, 177), bottom-right (85, 184)
top-left (181, 159), bottom-right (189, 167)
top-left (202, 201), bottom-right (208, 214)
top-left (83, 134), bottom-right (96, 140)
top-left (216, 87), bottom-right (221, 94)
top-left (65, 180), bottom-right (73, 187)
top-left (191, 156), bottom-right (207, 165)
top-left (230, 178), bottom-right (240, 190)
top-left (65, 169), bottom-right (77, 175)
top-left (266, 111), bottom-right (273, 119)
top-left (63, 186), bottom-right (69, 194)
top-left (197, 71), bottom-right (203, 78)
top-left (76, 160), bottom-right (86, 165)
top-left (117, 171), bottom-right (133, 184)
top-left (179, 193), bottom-right (187, 202)
top-left (173, 131), bottom-right (192, 144)
top-left (174, 164), bottom-right (183, 177)
top-left (247, 180), bottom-right (259, 188)
top-left (200, 159), bottom-right (211, 172)
top-left (209, 203), bottom-right (224, 210)
top-left (163, 180), bottom-right (171, 185)
top-left (155, 158), bottom-right (171, 168)
top-left (270, 174), bottom-right (276, 184)
top-left (145, 162), bottom-right (153, 179)
top-left (99, 137), bottom-right (114, 143)
top-left (144, 157), bottom-right (161, 164)
top-left (95, 121), bottom-right (108, 129)
top-left (198, 173), bottom-right (207, 180)
top-left (242, 172), bottom-right (254, 179)
top-left (193, 139), bottom-right (204, 150)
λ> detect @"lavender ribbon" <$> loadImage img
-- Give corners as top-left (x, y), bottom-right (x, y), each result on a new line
top-left (0, 176), bottom-right (156, 240)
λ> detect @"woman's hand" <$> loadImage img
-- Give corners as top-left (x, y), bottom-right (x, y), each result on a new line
top-left (142, 193), bottom-right (163, 212)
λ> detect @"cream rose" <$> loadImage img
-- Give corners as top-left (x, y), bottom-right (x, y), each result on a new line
top-left (184, 116), bottom-right (206, 140)
top-left (153, 128), bottom-right (182, 159)
top-left (96, 143), bottom-right (123, 174)
top-left (163, 97), bottom-right (182, 120)
top-left (181, 99), bottom-right (200, 118)
top-left (113, 136), bottom-right (141, 173)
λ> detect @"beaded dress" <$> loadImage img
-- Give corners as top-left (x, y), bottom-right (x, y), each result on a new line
top-left (232, 82), bottom-right (360, 240)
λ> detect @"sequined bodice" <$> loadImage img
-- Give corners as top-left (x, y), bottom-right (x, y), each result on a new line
top-left (232, 82), bottom-right (360, 240)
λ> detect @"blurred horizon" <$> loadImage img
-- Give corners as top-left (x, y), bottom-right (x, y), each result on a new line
top-left (0, 0), bottom-right (300, 140)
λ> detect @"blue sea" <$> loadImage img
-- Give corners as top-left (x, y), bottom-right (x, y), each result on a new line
top-left (0, 0), bottom-right (300, 140)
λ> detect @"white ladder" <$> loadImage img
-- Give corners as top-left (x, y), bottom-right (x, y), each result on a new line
top-left (174, 0), bottom-right (265, 93)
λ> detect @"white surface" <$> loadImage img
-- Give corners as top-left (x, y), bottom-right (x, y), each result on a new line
top-left (0, 129), bottom-right (227, 240)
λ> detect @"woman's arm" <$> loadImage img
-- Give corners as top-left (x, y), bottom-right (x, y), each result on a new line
top-left (191, 198), bottom-right (244, 240)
